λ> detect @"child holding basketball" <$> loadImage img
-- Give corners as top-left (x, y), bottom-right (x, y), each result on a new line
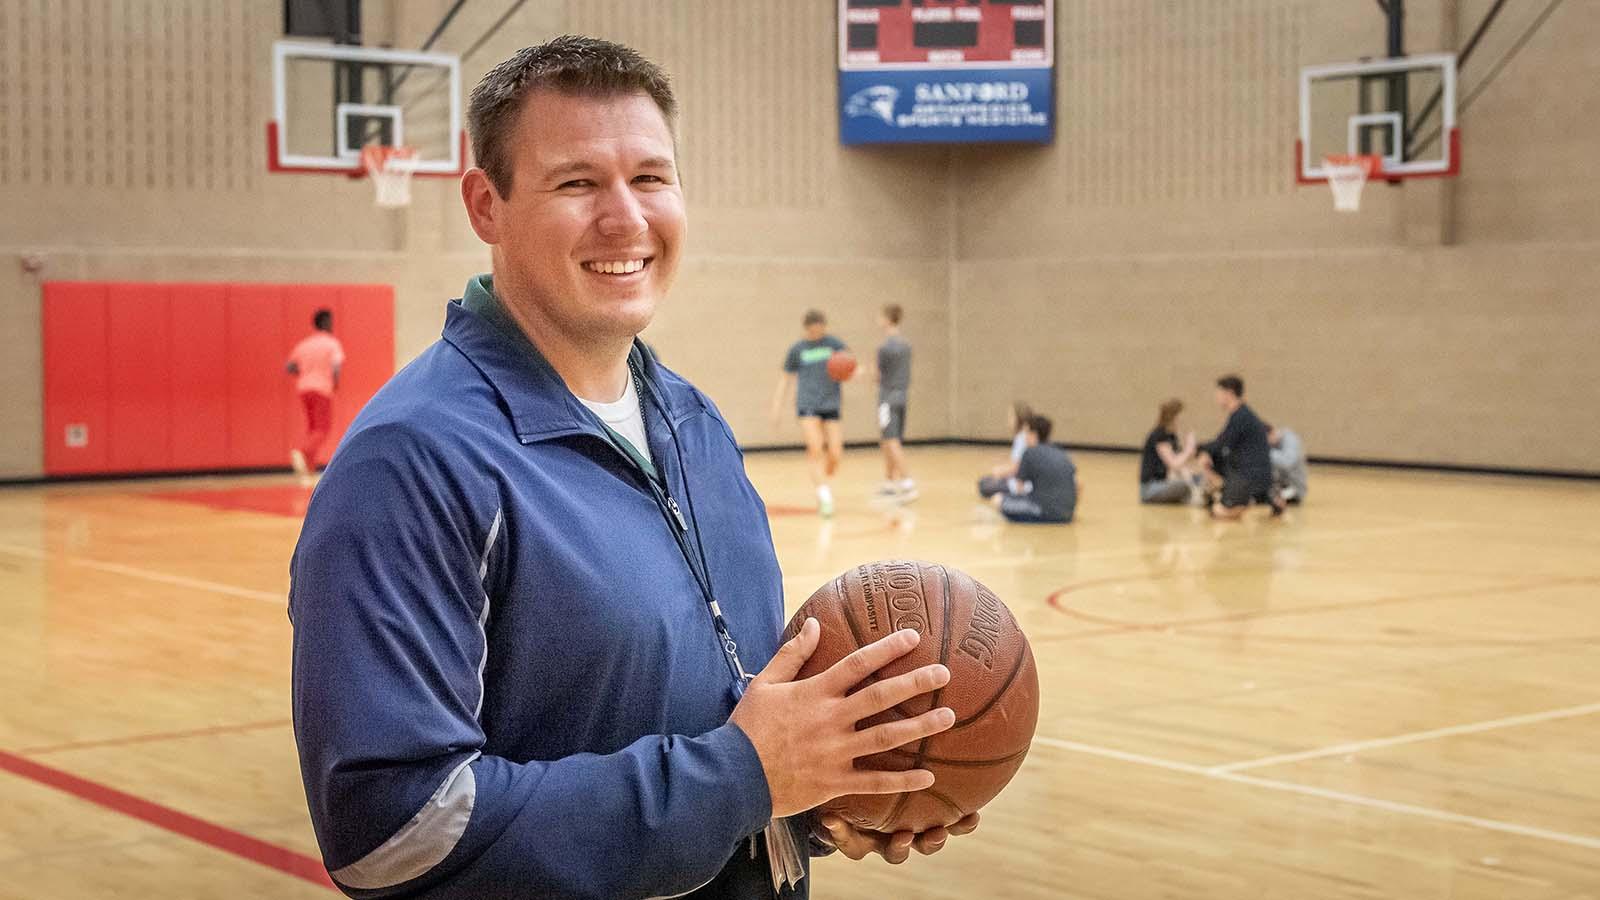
top-left (772, 309), bottom-right (848, 516)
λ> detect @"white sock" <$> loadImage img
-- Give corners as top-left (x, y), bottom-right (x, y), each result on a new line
top-left (898, 478), bottom-right (915, 489)
top-left (817, 485), bottom-right (834, 503)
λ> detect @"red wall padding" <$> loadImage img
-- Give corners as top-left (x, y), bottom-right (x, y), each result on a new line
top-left (42, 284), bottom-right (111, 475)
top-left (226, 284), bottom-right (290, 469)
top-left (41, 281), bottom-right (396, 477)
top-left (169, 285), bottom-right (231, 470)
top-left (106, 285), bottom-right (173, 472)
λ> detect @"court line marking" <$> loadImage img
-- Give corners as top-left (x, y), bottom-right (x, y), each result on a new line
top-left (1040, 575), bottom-right (1589, 643)
top-left (16, 719), bottom-right (294, 756)
top-left (1208, 701), bottom-right (1600, 774)
top-left (0, 749), bottom-right (335, 889)
top-left (0, 542), bottom-right (286, 605)
top-left (1032, 735), bottom-right (1600, 852)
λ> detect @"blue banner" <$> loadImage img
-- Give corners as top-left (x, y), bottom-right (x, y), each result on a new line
top-left (839, 67), bottom-right (1053, 145)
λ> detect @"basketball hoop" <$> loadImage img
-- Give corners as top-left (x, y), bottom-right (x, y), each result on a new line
top-left (1323, 154), bottom-right (1381, 212)
top-left (360, 144), bottom-right (419, 208)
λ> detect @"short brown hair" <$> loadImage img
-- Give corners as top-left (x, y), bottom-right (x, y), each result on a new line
top-left (1027, 415), bottom-right (1053, 443)
top-left (803, 309), bottom-right (827, 327)
top-left (1216, 374), bottom-right (1244, 397)
top-left (881, 304), bottom-right (903, 325)
top-left (1157, 398), bottom-right (1183, 430)
top-left (468, 36), bottom-right (678, 198)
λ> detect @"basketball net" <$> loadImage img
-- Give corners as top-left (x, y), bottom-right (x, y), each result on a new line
top-left (361, 144), bottom-right (419, 208)
top-left (1323, 154), bottom-right (1381, 212)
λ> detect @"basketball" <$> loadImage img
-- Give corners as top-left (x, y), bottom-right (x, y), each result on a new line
top-left (783, 560), bottom-right (1039, 834)
top-left (826, 350), bottom-right (857, 382)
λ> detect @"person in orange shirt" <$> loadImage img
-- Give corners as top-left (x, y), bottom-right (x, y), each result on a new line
top-left (285, 309), bottom-right (346, 481)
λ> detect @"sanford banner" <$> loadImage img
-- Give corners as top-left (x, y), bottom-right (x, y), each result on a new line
top-left (838, 0), bottom-right (1054, 146)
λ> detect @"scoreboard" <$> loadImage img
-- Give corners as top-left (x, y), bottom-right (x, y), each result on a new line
top-left (842, 0), bottom-right (1050, 68)
top-left (838, 0), bottom-right (1054, 145)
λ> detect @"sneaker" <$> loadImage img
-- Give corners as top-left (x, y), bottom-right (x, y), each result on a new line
top-left (818, 496), bottom-right (835, 518)
top-left (896, 483), bottom-right (920, 503)
top-left (290, 449), bottom-right (309, 477)
top-left (874, 481), bottom-right (900, 497)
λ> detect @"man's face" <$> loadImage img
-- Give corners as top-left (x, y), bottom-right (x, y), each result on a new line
top-left (1214, 387), bottom-right (1233, 410)
top-left (804, 323), bottom-right (827, 341)
top-left (488, 89), bottom-right (684, 345)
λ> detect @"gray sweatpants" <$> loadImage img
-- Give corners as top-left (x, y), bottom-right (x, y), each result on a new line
top-left (1140, 479), bottom-right (1190, 505)
top-left (1000, 495), bottom-right (1071, 524)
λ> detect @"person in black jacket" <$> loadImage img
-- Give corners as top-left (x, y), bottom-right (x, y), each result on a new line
top-left (1197, 375), bottom-right (1284, 520)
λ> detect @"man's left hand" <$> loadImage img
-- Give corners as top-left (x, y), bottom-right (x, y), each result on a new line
top-left (815, 812), bottom-right (980, 865)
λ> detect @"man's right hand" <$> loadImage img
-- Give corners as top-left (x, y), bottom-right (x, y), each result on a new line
top-left (729, 618), bottom-right (954, 819)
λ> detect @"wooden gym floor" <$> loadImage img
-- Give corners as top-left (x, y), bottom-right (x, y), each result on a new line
top-left (1, 446), bottom-right (1597, 899)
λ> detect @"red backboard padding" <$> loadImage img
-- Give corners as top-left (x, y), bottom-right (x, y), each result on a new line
top-left (41, 281), bottom-right (395, 477)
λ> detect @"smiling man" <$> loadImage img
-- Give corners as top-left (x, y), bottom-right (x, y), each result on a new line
top-left (289, 36), bottom-right (973, 900)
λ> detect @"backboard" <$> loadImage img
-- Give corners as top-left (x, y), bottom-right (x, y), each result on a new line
top-left (268, 41), bottom-right (464, 177)
top-left (1298, 53), bottom-right (1459, 183)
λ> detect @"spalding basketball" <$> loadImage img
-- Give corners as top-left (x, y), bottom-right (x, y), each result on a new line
top-left (825, 350), bottom-right (857, 382)
top-left (783, 560), bottom-right (1039, 833)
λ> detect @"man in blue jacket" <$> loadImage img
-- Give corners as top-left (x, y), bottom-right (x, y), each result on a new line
top-left (289, 36), bottom-right (975, 899)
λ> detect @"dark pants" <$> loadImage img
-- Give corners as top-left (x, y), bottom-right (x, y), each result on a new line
top-left (1220, 475), bottom-right (1274, 509)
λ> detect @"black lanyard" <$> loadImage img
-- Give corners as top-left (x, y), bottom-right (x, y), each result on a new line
top-left (591, 363), bottom-right (755, 694)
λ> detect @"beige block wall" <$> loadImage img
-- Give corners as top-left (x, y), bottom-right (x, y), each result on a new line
top-left (1, 0), bottom-right (1595, 478)
top-left (952, 0), bottom-right (1600, 473)
top-left (954, 244), bottom-right (1600, 470)
top-left (0, 0), bottom-right (952, 477)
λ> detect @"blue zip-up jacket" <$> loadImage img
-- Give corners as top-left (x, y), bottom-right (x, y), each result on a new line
top-left (290, 275), bottom-right (805, 899)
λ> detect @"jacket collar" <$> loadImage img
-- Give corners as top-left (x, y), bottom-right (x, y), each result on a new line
top-left (443, 274), bottom-right (683, 442)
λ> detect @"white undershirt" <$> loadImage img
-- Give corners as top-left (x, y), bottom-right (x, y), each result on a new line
top-left (577, 375), bottom-right (653, 466)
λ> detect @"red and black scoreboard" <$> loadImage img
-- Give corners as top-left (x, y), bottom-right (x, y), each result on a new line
top-left (843, 0), bottom-right (1049, 67)
top-left (839, 0), bottom-right (1054, 145)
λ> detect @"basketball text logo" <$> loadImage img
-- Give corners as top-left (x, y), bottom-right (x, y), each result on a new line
top-left (959, 586), bottom-right (1005, 671)
top-left (862, 562), bottom-right (927, 635)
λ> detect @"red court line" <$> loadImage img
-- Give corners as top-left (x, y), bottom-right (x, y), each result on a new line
top-left (1039, 575), bottom-right (1598, 644)
top-left (17, 718), bottom-right (293, 756)
top-left (765, 504), bottom-right (821, 517)
top-left (146, 485), bottom-right (314, 519)
top-left (0, 749), bottom-right (335, 890)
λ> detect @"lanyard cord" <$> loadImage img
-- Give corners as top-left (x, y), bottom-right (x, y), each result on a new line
top-left (616, 363), bottom-right (754, 691)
